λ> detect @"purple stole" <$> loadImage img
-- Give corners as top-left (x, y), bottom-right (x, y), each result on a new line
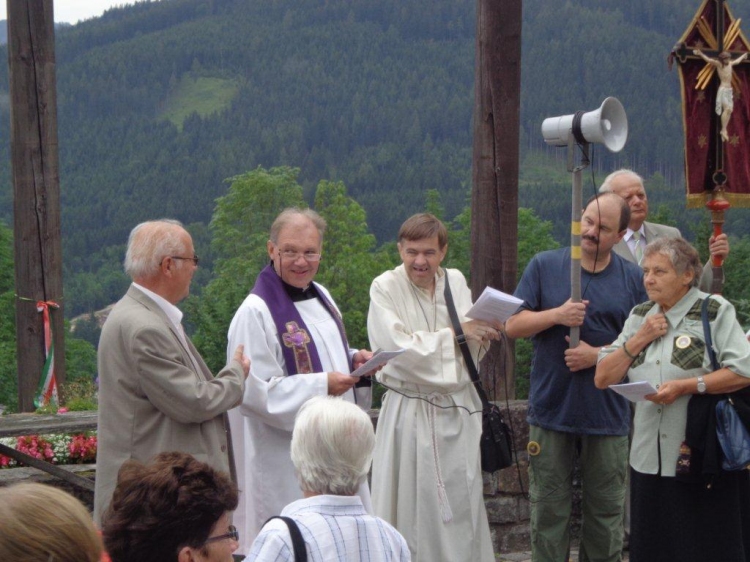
top-left (251, 264), bottom-right (350, 375)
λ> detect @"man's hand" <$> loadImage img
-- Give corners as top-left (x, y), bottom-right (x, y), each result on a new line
top-left (554, 299), bottom-right (589, 328)
top-left (564, 337), bottom-right (600, 372)
top-left (352, 349), bottom-right (375, 376)
top-left (232, 344), bottom-right (251, 378)
top-left (460, 319), bottom-right (503, 344)
top-left (327, 371), bottom-right (357, 396)
top-left (709, 233), bottom-right (729, 260)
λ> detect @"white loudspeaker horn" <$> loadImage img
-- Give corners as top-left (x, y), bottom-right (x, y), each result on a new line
top-left (541, 97), bottom-right (628, 153)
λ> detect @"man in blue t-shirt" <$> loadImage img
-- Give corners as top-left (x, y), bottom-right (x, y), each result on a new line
top-left (506, 192), bottom-right (647, 562)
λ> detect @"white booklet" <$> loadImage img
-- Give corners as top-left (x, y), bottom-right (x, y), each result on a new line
top-left (350, 348), bottom-right (406, 377)
top-left (609, 381), bottom-right (658, 402)
top-left (466, 286), bottom-right (523, 324)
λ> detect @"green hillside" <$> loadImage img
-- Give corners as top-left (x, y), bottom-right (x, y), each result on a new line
top-left (0, 0), bottom-right (749, 317)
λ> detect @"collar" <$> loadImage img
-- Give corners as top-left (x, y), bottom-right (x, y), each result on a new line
top-left (132, 282), bottom-right (183, 331)
top-left (656, 286), bottom-right (703, 324)
top-left (626, 226), bottom-right (645, 242)
top-left (281, 494), bottom-right (366, 516)
top-left (282, 278), bottom-right (318, 302)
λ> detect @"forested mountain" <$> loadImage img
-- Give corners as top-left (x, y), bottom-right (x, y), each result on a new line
top-left (0, 0), bottom-right (749, 318)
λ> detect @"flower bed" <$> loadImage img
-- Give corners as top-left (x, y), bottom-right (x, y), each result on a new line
top-left (0, 432), bottom-right (97, 468)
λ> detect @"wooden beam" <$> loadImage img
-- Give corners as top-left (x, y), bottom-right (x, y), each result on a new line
top-left (8, 0), bottom-right (66, 411)
top-left (0, 411), bottom-right (97, 438)
top-left (471, 0), bottom-right (522, 400)
top-left (0, 442), bottom-right (95, 491)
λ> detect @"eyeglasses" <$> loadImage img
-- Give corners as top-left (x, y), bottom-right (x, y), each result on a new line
top-left (169, 255), bottom-right (200, 266)
top-left (279, 250), bottom-right (321, 262)
top-left (204, 525), bottom-right (239, 544)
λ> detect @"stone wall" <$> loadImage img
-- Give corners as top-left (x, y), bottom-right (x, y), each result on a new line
top-left (483, 400), bottom-right (532, 553)
top-left (1, 402), bottom-right (572, 556)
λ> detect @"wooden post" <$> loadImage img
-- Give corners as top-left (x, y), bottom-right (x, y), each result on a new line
top-left (8, 1), bottom-right (66, 411)
top-left (471, 0), bottom-right (522, 400)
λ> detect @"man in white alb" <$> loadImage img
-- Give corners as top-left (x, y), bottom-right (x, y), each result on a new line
top-left (368, 213), bottom-right (500, 561)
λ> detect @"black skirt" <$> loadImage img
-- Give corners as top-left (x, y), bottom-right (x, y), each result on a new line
top-left (630, 467), bottom-right (750, 562)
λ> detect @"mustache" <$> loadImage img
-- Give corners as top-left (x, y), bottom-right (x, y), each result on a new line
top-left (582, 235), bottom-right (599, 244)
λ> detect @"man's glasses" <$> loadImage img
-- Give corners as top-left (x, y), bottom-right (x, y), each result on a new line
top-left (169, 255), bottom-right (200, 266)
top-left (204, 525), bottom-right (239, 544)
top-left (279, 250), bottom-right (321, 262)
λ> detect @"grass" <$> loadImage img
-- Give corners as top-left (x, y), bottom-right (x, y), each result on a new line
top-left (161, 74), bottom-right (239, 131)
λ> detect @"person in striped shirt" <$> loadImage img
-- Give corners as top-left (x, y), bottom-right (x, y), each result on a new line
top-left (248, 396), bottom-right (410, 562)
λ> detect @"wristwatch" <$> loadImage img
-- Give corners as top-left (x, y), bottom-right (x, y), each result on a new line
top-left (697, 376), bottom-right (707, 394)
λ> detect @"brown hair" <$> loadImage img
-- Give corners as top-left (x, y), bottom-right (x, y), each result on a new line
top-left (102, 451), bottom-right (238, 562)
top-left (397, 213), bottom-right (448, 248)
top-left (0, 482), bottom-right (102, 562)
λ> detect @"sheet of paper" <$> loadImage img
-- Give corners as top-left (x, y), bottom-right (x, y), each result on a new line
top-left (465, 286), bottom-right (523, 324)
top-left (350, 348), bottom-right (405, 377)
top-left (609, 381), bottom-right (658, 402)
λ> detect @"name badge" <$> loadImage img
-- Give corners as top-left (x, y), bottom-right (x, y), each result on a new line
top-left (675, 335), bottom-right (691, 349)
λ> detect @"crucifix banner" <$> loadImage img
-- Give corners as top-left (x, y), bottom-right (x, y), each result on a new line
top-left (671, 0), bottom-right (750, 208)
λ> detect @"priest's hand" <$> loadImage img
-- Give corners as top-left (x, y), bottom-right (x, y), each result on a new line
top-left (328, 371), bottom-right (358, 396)
top-left (352, 349), bottom-right (375, 376)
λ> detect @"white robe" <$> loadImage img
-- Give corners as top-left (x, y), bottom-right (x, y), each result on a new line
top-left (367, 265), bottom-right (494, 562)
top-left (227, 285), bottom-right (372, 555)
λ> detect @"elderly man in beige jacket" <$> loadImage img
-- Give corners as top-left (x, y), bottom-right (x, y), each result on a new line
top-left (94, 219), bottom-right (249, 523)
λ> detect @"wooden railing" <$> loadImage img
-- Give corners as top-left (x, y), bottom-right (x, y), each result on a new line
top-left (0, 411), bottom-right (97, 491)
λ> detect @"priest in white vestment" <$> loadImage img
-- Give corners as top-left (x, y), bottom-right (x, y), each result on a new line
top-left (367, 213), bottom-right (499, 562)
top-left (227, 209), bottom-right (373, 555)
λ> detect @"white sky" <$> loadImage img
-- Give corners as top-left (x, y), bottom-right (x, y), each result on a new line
top-left (0, 1), bottom-right (135, 24)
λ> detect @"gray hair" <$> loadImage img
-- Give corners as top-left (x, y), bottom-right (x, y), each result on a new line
top-left (643, 237), bottom-right (702, 288)
top-left (123, 219), bottom-right (187, 280)
top-left (291, 396), bottom-right (375, 496)
top-left (599, 169), bottom-right (645, 193)
top-left (269, 208), bottom-right (327, 244)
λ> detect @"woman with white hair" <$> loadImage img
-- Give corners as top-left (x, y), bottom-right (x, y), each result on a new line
top-left (248, 396), bottom-right (410, 561)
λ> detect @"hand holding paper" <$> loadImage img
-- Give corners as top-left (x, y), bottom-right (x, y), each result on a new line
top-left (466, 287), bottom-right (523, 324)
top-left (350, 348), bottom-right (405, 377)
top-left (609, 381), bottom-right (658, 402)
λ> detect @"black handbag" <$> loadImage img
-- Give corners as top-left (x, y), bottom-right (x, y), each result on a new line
top-left (444, 273), bottom-right (513, 472)
top-left (701, 297), bottom-right (750, 471)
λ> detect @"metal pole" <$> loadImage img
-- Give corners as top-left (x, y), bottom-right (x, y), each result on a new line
top-left (567, 139), bottom-right (589, 348)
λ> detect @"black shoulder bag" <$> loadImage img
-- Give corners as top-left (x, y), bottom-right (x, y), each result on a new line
top-left (703, 298), bottom-right (750, 471)
top-left (263, 516), bottom-right (307, 562)
top-left (443, 272), bottom-right (513, 472)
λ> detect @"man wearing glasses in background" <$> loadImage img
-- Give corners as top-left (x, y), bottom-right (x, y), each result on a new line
top-left (94, 219), bottom-right (250, 525)
top-left (227, 208), bottom-right (375, 556)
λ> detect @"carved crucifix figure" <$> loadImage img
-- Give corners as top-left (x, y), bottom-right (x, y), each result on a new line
top-left (694, 48), bottom-right (749, 140)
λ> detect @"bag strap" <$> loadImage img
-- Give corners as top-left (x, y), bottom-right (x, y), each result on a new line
top-left (263, 516), bottom-right (307, 562)
top-left (443, 271), bottom-right (491, 409)
top-left (701, 297), bottom-right (720, 371)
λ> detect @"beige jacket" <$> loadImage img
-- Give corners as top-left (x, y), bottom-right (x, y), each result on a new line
top-left (93, 285), bottom-right (244, 523)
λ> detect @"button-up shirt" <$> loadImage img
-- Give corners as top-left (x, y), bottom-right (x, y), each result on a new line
top-left (599, 287), bottom-right (750, 476)
top-left (248, 495), bottom-right (410, 562)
